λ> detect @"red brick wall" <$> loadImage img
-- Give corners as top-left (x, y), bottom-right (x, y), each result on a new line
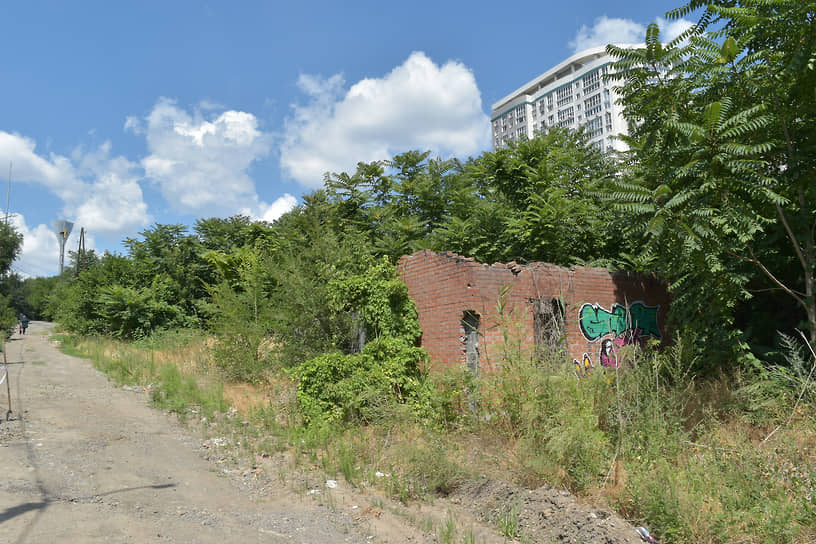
top-left (398, 250), bottom-right (669, 372)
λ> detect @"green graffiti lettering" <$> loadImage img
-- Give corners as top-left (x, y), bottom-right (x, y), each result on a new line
top-left (578, 302), bottom-right (661, 341)
top-left (628, 302), bottom-right (661, 339)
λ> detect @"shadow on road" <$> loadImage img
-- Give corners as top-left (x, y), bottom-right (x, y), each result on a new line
top-left (0, 483), bottom-right (177, 524)
top-left (5, 327), bottom-right (177, 542)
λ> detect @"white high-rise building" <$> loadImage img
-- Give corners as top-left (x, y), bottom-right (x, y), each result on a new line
top-left (490, 45), bottom-right (632, 153)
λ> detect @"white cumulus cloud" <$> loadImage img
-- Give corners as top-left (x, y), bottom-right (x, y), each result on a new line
top-left (0, 131), bottom-right (150, 235)
top-left (0, 131), bottom-right (151, 276)
top-left (0, 132), bottom-right (83, 201)
top-left (280, 51), bottom-right (490, 187)
top-left (569, 15), bottom-right (695, 53)
top-left (238, 193), bottom-right (298, 223)
top-left (9, 214), bottom-right (74, 278)
top-left (259, 194), bottom-right (298, 222)
top-left (134, 98), bottom-right (273, 215)
top-left (656, 17), bottom-right (695, 44)
top-left (570, 16), bottom-right (646, 52)
top-left (70, 142), bottom-right (150, 234)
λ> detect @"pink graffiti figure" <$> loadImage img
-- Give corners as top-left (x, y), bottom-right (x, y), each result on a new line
top-left (599, 339), bottom-right (618, 368)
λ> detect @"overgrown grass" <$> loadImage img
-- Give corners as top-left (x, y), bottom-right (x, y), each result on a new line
top-left (53, 327), bottom-right (816, 544)
top-left (52, 330), bottom-right (226, 418)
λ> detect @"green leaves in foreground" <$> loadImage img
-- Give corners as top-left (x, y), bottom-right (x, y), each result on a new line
top-left (292, 337), bottom-right (430, 424)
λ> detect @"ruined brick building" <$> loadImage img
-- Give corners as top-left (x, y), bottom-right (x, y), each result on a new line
top-left (398, 250), bottom-right (669, 374)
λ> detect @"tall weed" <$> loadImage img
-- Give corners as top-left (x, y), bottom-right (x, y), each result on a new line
top-left (150, 363), bottom-right (227, 418)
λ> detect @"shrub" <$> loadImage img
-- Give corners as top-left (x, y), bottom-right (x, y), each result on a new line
top-left (98, 282), bottom-right (192, 340)
top-left (292, 337), bottom-right (430, 424)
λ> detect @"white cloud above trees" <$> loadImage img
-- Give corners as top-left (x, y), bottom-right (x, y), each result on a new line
top-left (132, 98), bottom-right (272, 214)
top-left (280, 51), bottom-right (491, 187)
top-left (131, 98), bottom-right (297, 222)
top-left (569, 15), bottom-right (695, 52)
top-left (0, 131), bottom-right (150, 275)
top-left (0, 52), bottom-right (494, 275)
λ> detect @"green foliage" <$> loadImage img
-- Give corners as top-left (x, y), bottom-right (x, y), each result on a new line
top-left (607, 1), bottom-right (816, 364)
top-left (46, 264), bottom-right (110, 335)
top-left (263, 192), bottom-right (375, 366)
top-left (0, 221), bottom-right (23, 277)
top-left (20, 276), bottom-right (60, 319)
top-left (622, 430), bottom-right (815, 544)
top-left (0, 273), bottom-right (56, 320)
top-left (0, 293), bottom-right (19, 340)
top-left (496, 500), bottom-right (522, 539)
top-left (493, 362), bottom-right (612, 492)
top-left (405, 440), bottom-right (465, 496)
top-left (195, 214), bottom-right (274, 252)
top-left (124, 223), bottom-right (211, 315)
top-left (47, 248), bottom-right (194, 339)
top-left (426, 366), bottom-right (474, 428)
top-left (150, 363), bottom-right (227, 419)
top-left (97, 280), bottom-right (192, 340)
top-left (206, 247), bottom-right (276, 382)
top-left (292, 337), bottom-right (429, 424)
top-left (329, 258), bottom-right (422, 342)
top-left (434, 129), bottom-right (625, 266)
top-left (733, 332), bottom-right (816, 424)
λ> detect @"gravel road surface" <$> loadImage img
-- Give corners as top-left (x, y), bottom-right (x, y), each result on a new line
top-left (0, 322), bottom-right (378, 543)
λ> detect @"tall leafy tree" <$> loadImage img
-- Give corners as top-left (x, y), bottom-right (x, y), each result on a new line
top-left (607, 0), bottom-right (816, 361)
top-left (0, 222), bottom-right (24, 336)
top-left (124, 224), bottom-right (211, 315)
top-left (0, 222), bottom-right (23, 277)
top-left (263, 191), bottom-right (375, 366)
top-left (448, 128), bottom-right (624, 266)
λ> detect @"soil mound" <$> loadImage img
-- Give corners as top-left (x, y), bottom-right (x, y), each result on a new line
top-left (453, 478), bottom-right (642, 544)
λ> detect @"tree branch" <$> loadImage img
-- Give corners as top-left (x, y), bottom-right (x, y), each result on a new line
top-left (775, 202), bottom-right (809, 274)
top-left (727, 248), bottom-right (808, 307)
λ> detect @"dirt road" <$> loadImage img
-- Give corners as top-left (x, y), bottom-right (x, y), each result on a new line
top-left (0, 322), bottom-right (388, 543)
top-left (0, 322), bottom-right (645, 544)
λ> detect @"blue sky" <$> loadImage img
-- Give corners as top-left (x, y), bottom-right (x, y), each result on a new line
top-left (0, 0), bottom-right (693, 277)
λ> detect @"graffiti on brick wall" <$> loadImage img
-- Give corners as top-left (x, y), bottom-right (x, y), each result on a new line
top-left (574, 302), bottom-right (660, 373)
top-left (600, 339), bottom-right (617, 367)
top-left (573, 353), bottom-right (594, 378)
top-left (574, 332), bottom-right (647, 374)
top-left (578, 301), bottom-right (661, 342)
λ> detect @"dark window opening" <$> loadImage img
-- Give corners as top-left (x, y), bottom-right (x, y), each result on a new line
top-left (532, 298), bottom-right (565, 358)
top-left (462, 311), bottom-right (480, 375)
top-left (348, 311), bottom-right (367, 354)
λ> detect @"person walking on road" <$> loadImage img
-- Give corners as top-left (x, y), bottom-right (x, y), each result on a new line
top-left (19, 314), bottom-right (29, 335)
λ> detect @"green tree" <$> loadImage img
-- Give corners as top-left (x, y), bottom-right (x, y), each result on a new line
top-left (124, 224), bottom-right (211, 316)
top-left (608, 0), bottom-right (816, 360)
top-left (46, 251), bottom-right (137, 335)
top-left (264, 191), bottom-right (375, 366)
top-left (0, 221), bottom-right (23, 277)
top-left (207, 246), bottom-right (277, 382)
top-left (442, 129), bottom-right (624, 266)
top-left (0, 222), bottom-right (24, 337)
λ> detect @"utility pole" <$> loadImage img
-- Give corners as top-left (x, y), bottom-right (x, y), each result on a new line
top-left (75, 227), bottom-right (85, 276)
top-left (4, 162), bottom-right (10, 225)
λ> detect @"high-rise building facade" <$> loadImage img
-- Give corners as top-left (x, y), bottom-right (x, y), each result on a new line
top-left (490, 45), bottom-right (631, 153)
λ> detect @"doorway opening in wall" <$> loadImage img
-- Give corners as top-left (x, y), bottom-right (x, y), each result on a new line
top-left (349, 310), bottom-right (367, 353)
top-left (461, 311), bottom-right (480, 375)
top-left (532, 297), bottom-right (565, 360)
